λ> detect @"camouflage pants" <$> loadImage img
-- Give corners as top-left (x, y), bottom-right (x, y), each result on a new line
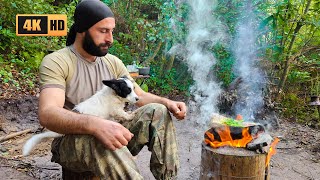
top-left (51, 103), bottom-right (179, 180)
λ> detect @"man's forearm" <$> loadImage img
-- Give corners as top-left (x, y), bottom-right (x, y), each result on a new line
top-left (135, 92), bottom-right (170, 107)
top-left (39, 106), bottom-right (98, 135)
top-left (134, 87), bottom-right (187, 120)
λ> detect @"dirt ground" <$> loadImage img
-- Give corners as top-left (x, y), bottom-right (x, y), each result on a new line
top-left (0, 96), bottom-right (319, 180)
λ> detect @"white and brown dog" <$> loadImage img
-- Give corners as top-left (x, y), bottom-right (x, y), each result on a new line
top-left (22, 77), bottom-right (138, 156)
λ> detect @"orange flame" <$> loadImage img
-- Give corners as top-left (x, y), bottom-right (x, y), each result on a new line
top-left (204, 126), bottom-right (253, 148)
top-left (266, 137), bottom-right (280, 167)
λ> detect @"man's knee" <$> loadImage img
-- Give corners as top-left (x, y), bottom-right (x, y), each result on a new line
top-left (142, 103), bottom-right (171, 122)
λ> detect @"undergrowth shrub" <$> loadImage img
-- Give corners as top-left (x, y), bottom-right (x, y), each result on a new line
top-left (0, 0), bottom-right (76, 97)
top-left (280, 93), bottom-right (318, 126)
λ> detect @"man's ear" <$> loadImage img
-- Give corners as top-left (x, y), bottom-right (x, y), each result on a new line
top-left (78, 31), bottom-right (86, 38)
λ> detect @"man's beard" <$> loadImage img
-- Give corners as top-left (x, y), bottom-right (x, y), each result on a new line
top-left (82, 31), bottom-right (112, 57)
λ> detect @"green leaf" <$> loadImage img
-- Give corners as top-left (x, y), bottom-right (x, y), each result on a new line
top-left (141, 83), bottom-right (149, 92)
top-left (259, 15), bottom-right (274, 30)
top-left (223, 118), bottom-right (245, 127)
top-left (11, 2), bottom-right (17, 8)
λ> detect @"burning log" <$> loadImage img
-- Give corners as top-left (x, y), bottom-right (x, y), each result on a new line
top-left (200, 114), bottom-right (278, 180)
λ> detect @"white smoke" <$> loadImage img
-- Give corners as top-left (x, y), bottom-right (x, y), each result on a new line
top-left (169, 0), bottom-right (266, 126)
top-left (169, 0), bottom-right (227, 127)
top-left (232, 2), bottom-right (266, 121)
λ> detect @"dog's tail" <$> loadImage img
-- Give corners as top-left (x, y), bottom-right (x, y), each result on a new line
top-left (22, 131), bottom-right (62, 156)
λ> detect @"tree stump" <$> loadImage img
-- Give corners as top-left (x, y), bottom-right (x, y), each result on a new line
top-left (200, 143), bottom-right (269, 180)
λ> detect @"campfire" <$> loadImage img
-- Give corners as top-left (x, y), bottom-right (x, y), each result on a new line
top-left (204, 125), bottom-right (253, 148)
top-left (205, 114), bottom-right (279, 155)
top-left (200, 114), bottom-right (279, 180)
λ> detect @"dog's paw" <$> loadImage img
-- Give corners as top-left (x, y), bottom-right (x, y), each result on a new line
top-left (112, 111), bottom-right (135, 122)
top-left (123, 112), bottom-right (135, 121)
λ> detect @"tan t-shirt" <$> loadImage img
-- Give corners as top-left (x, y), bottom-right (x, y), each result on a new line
top-left (39, 46), bottom-right (135, 109)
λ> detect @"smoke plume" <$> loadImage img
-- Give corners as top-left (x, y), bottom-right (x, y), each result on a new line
top-left (232, 1), bottom-right (266, 121)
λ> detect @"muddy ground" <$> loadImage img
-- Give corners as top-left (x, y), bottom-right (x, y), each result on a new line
top-left (0, 96), bottom-right (319, 180)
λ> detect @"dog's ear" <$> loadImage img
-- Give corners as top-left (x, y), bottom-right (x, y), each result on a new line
top-left (103, 79), bottom-right (132, 98)
top-left (102, 80), bottom-right (121, 92)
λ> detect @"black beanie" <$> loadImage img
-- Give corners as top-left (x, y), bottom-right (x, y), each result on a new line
top-left (66, 0), bottom-right (114, 46)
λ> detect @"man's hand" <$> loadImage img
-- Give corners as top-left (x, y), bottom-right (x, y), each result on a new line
top-left (167, 100), bottom-right (187, 120)
top-left (91, 119), bottom-right (134, 151)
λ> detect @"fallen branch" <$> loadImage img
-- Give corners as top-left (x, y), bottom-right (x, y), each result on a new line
top-left (292, 167), bottom-right (313, 180)
top-left (0, 129), bottom-right (32, 142)
top-left (40, 166), bottom-right (61, 170)
top-left (0, 165), bottom-right (12, 168)
top-left (276, 146), bottom-right (298, 149)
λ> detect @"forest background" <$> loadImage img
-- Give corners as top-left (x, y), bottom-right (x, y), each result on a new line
top-left (0, 0), bottom-right (319, 128)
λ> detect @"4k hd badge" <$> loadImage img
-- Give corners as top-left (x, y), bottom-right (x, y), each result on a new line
top-left (16, 14), bottom-right (67, 36)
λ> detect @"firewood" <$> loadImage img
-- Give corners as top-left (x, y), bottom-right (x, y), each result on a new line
top-left (0, 129), bottom-right (32, 142)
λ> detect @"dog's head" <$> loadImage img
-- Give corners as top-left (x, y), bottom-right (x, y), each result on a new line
top-left (102, 76), bottom-right (139, 104)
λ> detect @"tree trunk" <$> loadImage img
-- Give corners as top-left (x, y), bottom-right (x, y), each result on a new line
top-left (277, 23), bottom-right (303, 94)
top-left (144, 41), bottom-right (163, 66)
top-left (165, 54), bottom-right (175, 72)
top-left (200, 144), bottom-right (269, 180)
top-left (277, 0), bottom-right (312, 95)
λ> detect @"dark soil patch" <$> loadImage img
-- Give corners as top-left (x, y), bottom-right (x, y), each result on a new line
top-left (0, 96), bottom-right (39, 133)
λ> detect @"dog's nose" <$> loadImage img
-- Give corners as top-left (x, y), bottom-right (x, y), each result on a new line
top-left (135, 97), bottom-right (139, 101)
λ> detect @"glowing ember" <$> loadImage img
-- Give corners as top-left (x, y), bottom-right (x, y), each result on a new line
top-left (235, 114), bottom-right (243, 120)
top-left (266, 137), bottom-right (280, 167)
top-left (204, 125), bottom-right (253, 148)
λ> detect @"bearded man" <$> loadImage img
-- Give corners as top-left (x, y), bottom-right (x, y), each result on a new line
top-left (38, 0), bottom-right (187, 179)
